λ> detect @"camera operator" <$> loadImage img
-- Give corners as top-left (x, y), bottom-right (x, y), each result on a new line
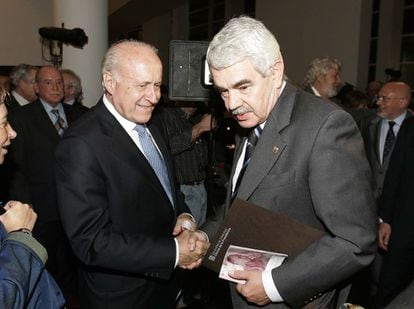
top-left (162, 101), bottom-right (216, 226)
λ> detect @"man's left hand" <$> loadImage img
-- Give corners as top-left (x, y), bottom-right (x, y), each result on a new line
top-left (230, 270), bottom-right (271, 306)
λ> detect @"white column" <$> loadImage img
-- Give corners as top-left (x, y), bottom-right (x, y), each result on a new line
top-left (53, 0), bottom-right (108, 107)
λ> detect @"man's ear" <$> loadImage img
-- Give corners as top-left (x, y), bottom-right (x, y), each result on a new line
top-left (271, 60), bottom-right (284, 87)
top-left (102, 72), bottom-right (115, 94)
top-left (33, 82), bottom-right (40, 95)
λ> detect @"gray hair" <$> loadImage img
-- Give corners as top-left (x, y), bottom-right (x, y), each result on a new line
top-left (9, 64), bottom-right (37, 89)
top-left (102, 40), bottom-right (158, 82)
top-left (207, 16), bottom-right (282, 77)
top-left (303, 57), bottom-right (342, 87)
top-left (61, 69), bottom-right (82, 98)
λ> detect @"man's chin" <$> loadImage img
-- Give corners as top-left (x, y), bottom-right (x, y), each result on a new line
top-left (236, 118), bottom-right (259, 129)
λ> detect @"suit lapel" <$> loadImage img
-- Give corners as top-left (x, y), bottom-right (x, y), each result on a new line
top-left (96, 102), bottom-right (175, 210)
top-left (236, 84), bottom-right (296, 200)
top-left (32, 100), bottom-right (61, 141)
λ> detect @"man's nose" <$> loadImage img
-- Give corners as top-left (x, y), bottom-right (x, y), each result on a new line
top-left (227, 91), bottom-right (240, 111)
top-left (145, 86), bottom-right (159, 103)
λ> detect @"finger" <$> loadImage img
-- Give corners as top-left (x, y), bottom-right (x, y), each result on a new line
top-left (229, 270), bottom-right (245, 279)
top-left (172, 225), bottom-right (182, 236)
top-left (187, 235), bottom-right (197, 251)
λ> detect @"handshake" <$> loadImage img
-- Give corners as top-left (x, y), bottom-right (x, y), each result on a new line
top-left (173, 213), bottom-right (210, 270)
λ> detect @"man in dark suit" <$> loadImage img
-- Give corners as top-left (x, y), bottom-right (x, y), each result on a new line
top-left (356, 82), bottom-right (412, 305)
top-left (202, 16), bottom-right (377, 308)
top-left (376, 115), bottom-right (414, 308)
top-left (360, 81), bottom-right (412, 202)
top-left (7, 65), bottom-right (86, 304)
top-left (55, 40), bottom-right (208, 308)
top-left (61, 68), bottom-right (90, 112)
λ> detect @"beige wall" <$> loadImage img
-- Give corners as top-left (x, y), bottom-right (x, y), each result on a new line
top-left (142, 3), bottom-right (188, 85)
top-left (0, 0), bottom-right (52, 65)
top-left (257, 0), bottom-right (372, 89)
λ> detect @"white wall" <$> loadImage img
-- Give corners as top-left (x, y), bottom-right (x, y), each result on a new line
top-left (0, 0), bottom-right (52, 65)
top-left (257, 0), bottom-right (372, 89)
top-left (54, 0), bottom-right (108, 107)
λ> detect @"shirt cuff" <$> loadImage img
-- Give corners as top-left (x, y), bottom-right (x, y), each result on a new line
top-left (262, 270), bottom-right (283, 302)
top-left (174, 237), bottom-right (179, 268)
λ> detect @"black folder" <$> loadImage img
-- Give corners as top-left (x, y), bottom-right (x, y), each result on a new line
top-left (203, 198), bottom-right (324, 272)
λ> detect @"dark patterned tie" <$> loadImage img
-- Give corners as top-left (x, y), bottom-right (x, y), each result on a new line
top-left (232, 126), bottom-right (263, 198)
top-left (383, 121), bottom-right (396, 160)
top-left (51, 109), bottom-right (66, 135)
top-left (135, 125), bottom-right (173, 206)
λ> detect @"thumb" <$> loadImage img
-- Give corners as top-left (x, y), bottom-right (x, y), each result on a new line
top-left (229, 269), bottom-right (248, 280)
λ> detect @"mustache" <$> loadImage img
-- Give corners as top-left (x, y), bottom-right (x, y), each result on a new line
top-left (232, 106), bottom-right (252, 115)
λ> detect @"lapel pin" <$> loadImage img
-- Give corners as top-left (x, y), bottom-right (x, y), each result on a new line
top-left (272, 146), bottom-right (279, 154)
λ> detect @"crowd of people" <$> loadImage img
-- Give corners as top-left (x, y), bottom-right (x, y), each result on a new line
top-left (0, 15), bottom-right (412, 309)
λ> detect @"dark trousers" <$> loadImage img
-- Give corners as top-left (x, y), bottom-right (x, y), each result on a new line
top-left (376, 247), bottom-right (414, 308)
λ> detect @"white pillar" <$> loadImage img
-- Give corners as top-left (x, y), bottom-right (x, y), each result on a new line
top-left (53, 0), bottom-right (108, 107)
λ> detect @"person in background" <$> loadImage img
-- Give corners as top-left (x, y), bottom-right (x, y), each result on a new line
top-left (162, 101), bottom-right (216, 226)
top-left (353, 81), bottom-right (412, 306)
top-left (366, 80), bottom-right (382, 108)
top-left (375, 101), bottom-right (414, 308)
top-left (303, 56), bottom-right (342, 100)
top-left (7, 66), bottom-right (86, 306)
top-left (61, 68), bottom-right (89, 112)
top-left (0, 84), bottom-right (65, 308)
top-left (203, 16), bottom-right (376, 308)
top-left (7, 64), bottom-right (38, 112)
top-left (0, 75), bottom-right (9, 92)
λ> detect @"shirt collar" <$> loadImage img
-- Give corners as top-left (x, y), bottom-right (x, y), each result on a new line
top-left (103, 94), bottom-right (137, 133)
top-left (311, 86), bottom-right (321, 97)
top-left (382, 110), bottom-right (407, 127)
top-left (12, 90), bottom-right (31, 105)
top-left (40, 98), bottom-right (64, 114)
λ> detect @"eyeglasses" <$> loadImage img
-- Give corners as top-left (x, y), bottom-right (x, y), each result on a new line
top-left (375, 95), bottom-right (404, 102)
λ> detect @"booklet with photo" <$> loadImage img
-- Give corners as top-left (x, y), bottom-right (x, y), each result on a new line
top-left (219, 245), bottom-right (287, 284)
top-left (203, 198), bottom-right (324, 273)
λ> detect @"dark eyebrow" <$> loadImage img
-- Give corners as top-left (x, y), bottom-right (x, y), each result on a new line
top-left (214, 79), bottom-right (252, 92)
top-left (233, 79), bottom-right (251, 88)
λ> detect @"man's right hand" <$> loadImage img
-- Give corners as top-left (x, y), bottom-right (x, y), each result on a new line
top-left (0, 201), bottom-right (37, 233)
top-left (378, 222), bottom-right (391, 251)
top-left (176, 230), bottom-right (209, 269)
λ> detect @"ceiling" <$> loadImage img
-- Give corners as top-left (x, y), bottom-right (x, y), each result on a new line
top-left (108, 0), bottom-right (187, 40)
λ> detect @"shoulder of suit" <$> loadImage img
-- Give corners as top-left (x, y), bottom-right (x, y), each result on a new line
top-left (9, 99), bottom-right (41, 118)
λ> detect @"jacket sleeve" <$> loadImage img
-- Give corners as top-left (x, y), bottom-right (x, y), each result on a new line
top-left (274, 110), bottom-right (378, 307)
top-left (0, 224), bottom-right (47, 308)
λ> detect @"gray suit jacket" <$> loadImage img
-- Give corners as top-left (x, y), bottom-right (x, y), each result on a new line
top-left (360, 112), bottom-right (412, 201)
top-left (203, 84), bottom-right (377, 308)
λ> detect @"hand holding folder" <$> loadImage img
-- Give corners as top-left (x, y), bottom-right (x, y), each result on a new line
top-left (202, 198), bottom-right (324, 272)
